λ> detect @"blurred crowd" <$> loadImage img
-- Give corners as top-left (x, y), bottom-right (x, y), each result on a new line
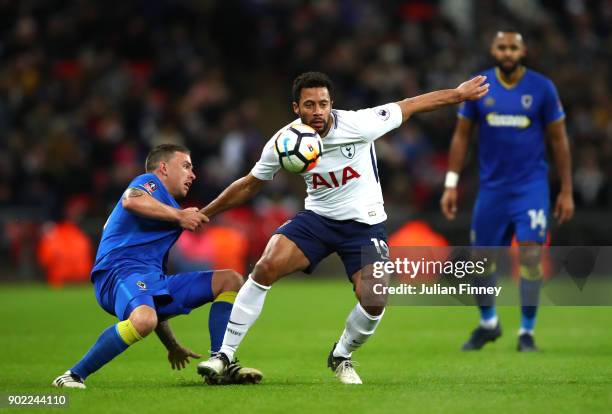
top-left (1, 0), bottom-right (611, 281)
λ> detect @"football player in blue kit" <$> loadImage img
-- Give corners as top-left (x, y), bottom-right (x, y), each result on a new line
top-left (440, 31), bottom-right (574, 351)
top-left (52, 144), bottom-right (261, 388)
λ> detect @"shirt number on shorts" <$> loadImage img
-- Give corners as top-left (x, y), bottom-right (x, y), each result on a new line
top-left (370, 238), bottom-right (390, 260)
top-left (527, 209), bottom-right (547, 231)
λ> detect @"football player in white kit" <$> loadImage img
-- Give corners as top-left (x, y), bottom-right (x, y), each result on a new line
top-left (197, 72), bottom-right (488, 384)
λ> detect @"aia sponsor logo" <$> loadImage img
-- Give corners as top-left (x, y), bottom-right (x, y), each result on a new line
top-left (311, 166), bottom-right (361, 189)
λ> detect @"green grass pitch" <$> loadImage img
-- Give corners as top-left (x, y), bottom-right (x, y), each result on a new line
top-left (1, 279), bottom-right (611, 413)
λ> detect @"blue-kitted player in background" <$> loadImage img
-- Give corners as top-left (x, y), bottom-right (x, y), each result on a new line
top-left (53, 144), bottom-right (262, 388)
top-left (440, 31), bottom-right (574, 351)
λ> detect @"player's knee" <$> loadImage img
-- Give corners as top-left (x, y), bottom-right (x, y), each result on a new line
top-left (518, 246), bottom-right (542, 280)
top-left (520, 251), bottom-right (540, 268)
top-left (129, 306), bottom-right (158, 337)
top-left (519, 247), bottom-right (541, 267)
top-left (252, 258), bottom-right (280, 286)
top-left (218, 269), bottom-right (244, 292)
top-left (353, 271), bottom-right (388, 311)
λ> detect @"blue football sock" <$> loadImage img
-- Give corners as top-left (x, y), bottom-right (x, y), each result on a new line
top-left (475, 267), bottom-right (498, 325)
top-left (479, 306), bottom-right (497, 321)
top-left (71, 320), bottom-right (142, 380)
top-left (520, 277), bottom-right (542, 332)
top-left (209, 292), bottom-right (236, 354)
top-left (520, 307), bottom-right (537, 331)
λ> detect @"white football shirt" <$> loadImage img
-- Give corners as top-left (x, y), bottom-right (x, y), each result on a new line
top-left (251, 103), bottom-right (403, 225)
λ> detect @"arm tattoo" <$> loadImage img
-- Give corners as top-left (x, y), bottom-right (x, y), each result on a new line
top-left (123, 188), bottom-right (147, 200)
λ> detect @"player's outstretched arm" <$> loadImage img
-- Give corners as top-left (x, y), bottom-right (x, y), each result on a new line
top-left (396, 76), bottom-right (489, 122)
top-left (440, 117), bottom-right (474, 220)
top-left (200, 173), bottom-right (265, 219)
top-left (547, 119), bottom-right (575, 224)
top-left (122, 188), bottom-right (208, 231)
top-left (155, 320), bottom-right (202, 370)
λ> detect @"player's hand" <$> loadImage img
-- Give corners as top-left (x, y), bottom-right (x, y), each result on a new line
top-left (456, 75), bottom-right (489, 101)
top-left (177, 207), bottom-right (209, 231)
top-left (554, 191), bottom-right (574, 225)
top-left (440, 188), bottom-right (458, 220)
top-left (167, 345), bottom-right (202, 370)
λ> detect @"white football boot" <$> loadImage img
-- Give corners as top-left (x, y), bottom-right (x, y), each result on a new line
top-left (327, 343), bottom-right (363, 385)
top-left (222, 361), bottom-right (263, 385)
top-left (197, 352), bottom-right (230, 384)
top-left (52, 370), bottom-right (86, 389)
top-left (333, 360), bottom-right (363, 384)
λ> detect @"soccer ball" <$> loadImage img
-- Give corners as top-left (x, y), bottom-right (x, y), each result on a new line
top-left (274, 123), bottom-right (323, 173)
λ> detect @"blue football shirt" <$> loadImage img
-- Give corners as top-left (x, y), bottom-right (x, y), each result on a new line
top-left (458, 67), bottom-right (565, 190)
top-left (92, 173), bottom-right (181, 275)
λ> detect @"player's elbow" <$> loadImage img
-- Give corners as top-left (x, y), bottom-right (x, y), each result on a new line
top-left (121, 196), bottom-right (131, 209)
top-left (241, 174), bottom-right (265, 196)
top-left (396, 100), bottom-right (414, 121)
top-left (122, 196), bottom-right (140, 213)
top-left (452, 131), bottom-right (470, 146)
top-left (548, 132), bottom-right (568, 148)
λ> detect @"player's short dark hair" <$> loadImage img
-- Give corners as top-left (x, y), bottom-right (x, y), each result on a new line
top-left (145, 144), bottom-right (190, 172)
top-left (292, 71), bottom-right (333, 103)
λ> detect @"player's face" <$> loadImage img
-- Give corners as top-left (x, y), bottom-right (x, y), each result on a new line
top-left (161, 151), bottom-right (195, 199)
top-left (293, 87), bottom-right (333, 136)
top-left (491, 32), bottom-right (526, 75)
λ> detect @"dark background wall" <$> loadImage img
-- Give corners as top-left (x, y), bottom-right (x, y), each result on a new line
top-left (1, 0), bottom-right (610, 281)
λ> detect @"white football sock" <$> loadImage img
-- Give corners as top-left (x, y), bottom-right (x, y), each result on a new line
top-left (479, 315), bottom-right (499, 329)
top-left (219, 275), bottom-right (270, 361)
top-left (333, 303), bottom-right (385, 359)
top-left (518, 327), bottom-right (534, 336)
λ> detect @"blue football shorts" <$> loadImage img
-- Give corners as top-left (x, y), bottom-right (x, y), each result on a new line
top-left (93, 266), bottom-right (215, 321)
top-left (471, 182), bottom-right (550, 246)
